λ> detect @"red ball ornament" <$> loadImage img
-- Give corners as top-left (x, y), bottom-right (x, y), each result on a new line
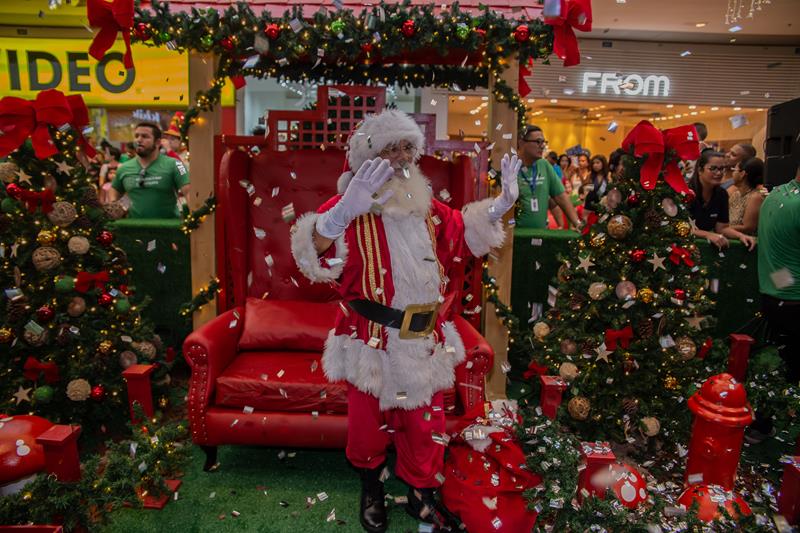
top-left (361, 43), bottom-right (373, 54)
top-left (220, 37), bottom-right (234, 51)
top-left (36, 305), bottom-right (55, 323)
top-left (90, 384), bottom-right (105, 401)
top-left (6, 183), bottom-right (22, 198)
top-left (630, 249), bottom-right (646, 263)
top-left (674, 289), bottom-right (686, 301)
top-left (683, 189), bottom-right (696, 203)
top-left (134, 22), bottom-right (150, 40)
top-left (514, 25), bottom-right (530, 43)
top-left (265, 23), bottom-right (280, 40)
top-left (626, 193), bottom-right (640, 207)
top-left (98, 293), bottom-right (113, 307)
top-left (97, 230), bottom-right (114, 247)
top-left (401, 19), bottom-right (416, 38)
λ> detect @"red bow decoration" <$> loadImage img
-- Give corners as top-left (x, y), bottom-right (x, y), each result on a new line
top-left (522, 360), bottom-right (549, 380)
top-left (669, 243), bottom-right (695, 267)
top-left (87, 0), bottom-right (134, 69)
top-left (66, 95), bottom-right (97, 158)
top-left (23, 356), bottom-right (61, 384)
top-left (519, 59), bottom-right (533, 98)
top-left (581, 211), bottom-right (598, 235)
top-left (604, 325), bottom-right (633, 351)
top-left (698, 337), bottom-right (712, 360)
top-left (0, 90), bottom-right (72, 159)
top-left (75, 270), bottom-right (110, 292)
top-left (622, 120), bottom-right (698, 195)
top-left (544, 0), bottom-right (593, 67)
top-left (6, 184), bottom-right (56, 213)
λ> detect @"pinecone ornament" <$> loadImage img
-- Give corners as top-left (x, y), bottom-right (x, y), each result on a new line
top-left (569, 293), bottom-right (587, 311)
top-left (7, 296), bottom-right (29, 323)
top-left (580, 339), bottom-right (596, 354)
top-left (622, 397), bottom-right (639, 416)
top-left (82, 187), bottom-right (101, 208)
top-left (73, 215), bottom-right (92, 229)
top-left (636, 319), bottom-right (654, 339)
top-left (644, 209), bottom-right (661, 228)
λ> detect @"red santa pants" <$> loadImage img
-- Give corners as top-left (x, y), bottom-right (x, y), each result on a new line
top-left (346, 384), bottom-right (446, 488)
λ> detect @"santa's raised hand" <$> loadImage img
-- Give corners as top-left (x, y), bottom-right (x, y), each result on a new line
top-left (489, 153), bottom-right (522, 222)
top-left (316, 158), bottom-right (395, 239)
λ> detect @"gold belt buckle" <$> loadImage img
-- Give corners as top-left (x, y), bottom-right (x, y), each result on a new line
top-left (399, 302), bottom-right (440, 340)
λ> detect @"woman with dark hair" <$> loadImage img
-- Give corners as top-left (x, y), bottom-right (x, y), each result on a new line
top-left (689, 150), bottom-right (756, 250)
top-left (728, 157), bottom-right (765, 235)
top-left (583, 155), bottom-right (610, 215)
top-left (569, 153), bottom-right (591, 189)
top-left (558, 154), bottom-right (571, 182)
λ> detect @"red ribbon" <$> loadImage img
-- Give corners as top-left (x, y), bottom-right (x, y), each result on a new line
top-left (0, 89), bottom-right (73, 160)
top-left (698, 337), bottom-right (712, 360)
top-left (66, 95), bottom-right (97, 158)
top-left (523, 360), bottom-right (549, 380)
top-left (669, 243), bottom-right (695, 267)
top-left (6, 184), bottom-right (56, 213)
top-left (581, 211), bottom-right (598, 235)
top-left (87, 0), bottom-right (134, 70)
top-left (544, 0), bottom-right (593, 67)
top-left (604, 325), bottom-right (633, 350)
top-left (622, 120), bottom-right (698, 195)
top-left (23, 356), bottom-right (61, 384)
top-left (75, 270), bottom-right (110, 292)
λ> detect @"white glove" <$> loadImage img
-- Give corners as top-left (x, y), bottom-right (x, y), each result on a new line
top-left (489, 153), bottom-right (522, 223)
top-left (316, 158), bottom-right (395, 239)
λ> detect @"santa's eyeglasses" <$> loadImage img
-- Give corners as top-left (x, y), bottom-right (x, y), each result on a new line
top-left (381, 143), bottom-right (417, 158)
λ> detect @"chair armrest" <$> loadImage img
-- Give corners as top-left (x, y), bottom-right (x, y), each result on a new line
top-left (182, 307), bottom-right (244, 406)
top-left (452, 315), bottom-right (494, 417)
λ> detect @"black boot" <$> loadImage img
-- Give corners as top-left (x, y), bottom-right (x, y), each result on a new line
top-left (356, 466), bottom-right (387, 533)
top-left (406, 487), bottom-right (439, 523)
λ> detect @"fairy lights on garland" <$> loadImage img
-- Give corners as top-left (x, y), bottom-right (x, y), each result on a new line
top-left (179, 277), bottom-right (221, 321)
top-left (180, 196), bottom-right (217, 235)
top-left (132, 0), bottom-right (554, 138)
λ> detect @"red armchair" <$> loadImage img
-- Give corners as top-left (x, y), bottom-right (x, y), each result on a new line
top-left (184, 141), bottom-right (493, 471)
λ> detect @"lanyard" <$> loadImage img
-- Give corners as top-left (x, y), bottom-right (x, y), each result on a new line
top-left (524, 163), bottom-right (538, 195)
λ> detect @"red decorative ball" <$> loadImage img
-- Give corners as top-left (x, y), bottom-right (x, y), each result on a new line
top-left (36, 305), bottom-right (55, 323)
top-left (98, 293), bottom-right (113, 307)
top-left (674, 289), bottom-right (686, 301)
top-left (220, 37), bottom-right (234, 51)
top-left (265, 23), bottom-right (280, 40)
top-left (476, 28), bottom-right (487, 39)
top-left (401, 19), bottom-right (416, 38)
top-left (626, 193), bottom-right (640, 207)
top-left (514, 25), bottom-right (530, 43)
top-left (118, 284), bottom-right (129, 295)
top-left (683, 189), bottom-right (696, 203)
top-left (6, 183), bottom-right (22, 198)
top-left (361, 43), bottom-right (373, 54)
top-left (630, 249), bottom-right (646, 263)
top-left (96, 230), bottom-right (114, 247)
top-left (134, 22), bottom-right (150, 40)
top-left (90, 384), bottom-right (105, 401)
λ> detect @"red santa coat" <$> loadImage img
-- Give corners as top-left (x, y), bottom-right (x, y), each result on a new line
top-left (291, 190), bottom-right (503, 411)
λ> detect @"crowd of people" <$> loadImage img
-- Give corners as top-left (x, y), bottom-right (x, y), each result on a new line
top-left (515, 121), bottom-right (768, 253)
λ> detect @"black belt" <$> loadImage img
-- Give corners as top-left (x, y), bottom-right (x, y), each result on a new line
top-left (348, 299), bottom-right (439, 339)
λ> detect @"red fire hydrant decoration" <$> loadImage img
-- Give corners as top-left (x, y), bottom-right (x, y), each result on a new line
top-left (685, 373), bottom-right (753, 490)
top-left (577, 442), bottom-right (649, 509)
top-left (677, 484), bottom-right (752, 522)
top-left (778, 456), bottom-right (800, 525)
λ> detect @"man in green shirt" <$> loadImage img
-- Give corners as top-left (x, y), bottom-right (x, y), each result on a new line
top-left (515, 125), bottom-right (581, 229)
top-left (110, 122), bottom-right (190, 218)
top-left (748, 162), bottom-right (800, 443)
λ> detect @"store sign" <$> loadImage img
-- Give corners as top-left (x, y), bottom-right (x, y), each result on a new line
top-left (582, 72), bottom-right (671, 98)
top-left (0, 37), bottom-right (191, 106)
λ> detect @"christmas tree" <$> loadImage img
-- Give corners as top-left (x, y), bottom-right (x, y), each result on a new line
top-left (531, 121), bottom-right (717, 442)
top-left (0, 90), bottom-right (170, 431)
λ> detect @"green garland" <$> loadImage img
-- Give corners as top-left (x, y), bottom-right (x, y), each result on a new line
top-left (180, 195), bottom-right (217, 234)
top-left (133, 0), bottom-right (555, 138)
top-left (0, 405), bottom-right (190, 531)
top-left (179, 277), bottom-right (221, 322)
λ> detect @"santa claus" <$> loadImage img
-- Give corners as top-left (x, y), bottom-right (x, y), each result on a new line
top-left (291, 109), bottom-right (520, 532)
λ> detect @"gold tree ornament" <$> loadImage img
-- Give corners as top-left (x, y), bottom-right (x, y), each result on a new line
top-left (98, 340), bottom-right (115, 355)
top-left (36, 230), bottom-right (57, 245)
top-left (607, 215), bottom-right (633, 240)
top-left (674, 220), bottom-right (691, 238)
top-left (66, 378), bottom-right (91, 401)
top-left (568, 396), bottom-right (591, 420)
top-left (675, 336), bottom-right (697, 360)
top-left (590, 233), bottom-right (607, 248)
top-left (637, 287), bottom-right (655, 304)
top-left (663, 376), bottom-right (679, 390)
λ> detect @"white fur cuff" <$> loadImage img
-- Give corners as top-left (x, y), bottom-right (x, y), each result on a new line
top-left (462, 198), bottom-right (506, 257)
top-left (290, 212), bottom-right (348, 283)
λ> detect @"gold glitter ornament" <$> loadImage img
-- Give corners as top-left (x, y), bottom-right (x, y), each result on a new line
top-left (674, 220), bottom-right (691, 237)
top-left (664, 376), bottom-right (679, 390)
top-left (568, 396), bottom-right (591, 421)
top-left (98, 340), bottom-right (114, 355)
top-left (675, 336), bottom-right (697, 360)
top-left (607, 215), bottom-right (633, 240)
top-left (0, 327), bottom-right (13, 343)
top-left (37, 230), bottom-right (57, 245)
top-left (638, 288), bottom-right (655, 304)
top-left (590, 233), bottom-right (607, 248)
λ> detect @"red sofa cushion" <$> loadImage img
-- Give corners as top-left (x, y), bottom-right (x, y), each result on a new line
top-left (238, 298), bottom-right (338, 351)
top-left (214, 351), bottom-right (458, 414)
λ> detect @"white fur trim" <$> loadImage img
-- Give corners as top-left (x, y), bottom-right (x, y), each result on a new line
top-left (347, 109), bottom-right (425, 173)
top-left (323, 320), bottom-right (466, 411)
top-left (463, 425), bottom-right (504, 453)
top-left (462, 198), bottom-right (506, 257)
top-left (290, 212), bottom-right (348, 283)
top-left (336, 171), bottom-right (354, 194)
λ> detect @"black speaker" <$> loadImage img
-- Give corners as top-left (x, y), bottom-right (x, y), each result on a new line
top-left (764, 97), bottom-right (800, 189)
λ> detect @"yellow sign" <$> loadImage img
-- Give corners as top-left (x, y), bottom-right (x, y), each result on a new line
top-left (0, 37), bottom-right (232, 107)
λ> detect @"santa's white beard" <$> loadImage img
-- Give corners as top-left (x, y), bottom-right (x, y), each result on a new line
top-left (377, 164), bottom-right (433, 217)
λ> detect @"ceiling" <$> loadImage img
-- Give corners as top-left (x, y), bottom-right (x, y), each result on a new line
top-left (448, 94), bottom-right (764, 127)
top-left (588, 0), bottom-right (800, 45)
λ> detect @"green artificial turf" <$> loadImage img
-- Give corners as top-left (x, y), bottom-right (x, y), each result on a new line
top-left (103, 444), bottom-right (424, 533)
